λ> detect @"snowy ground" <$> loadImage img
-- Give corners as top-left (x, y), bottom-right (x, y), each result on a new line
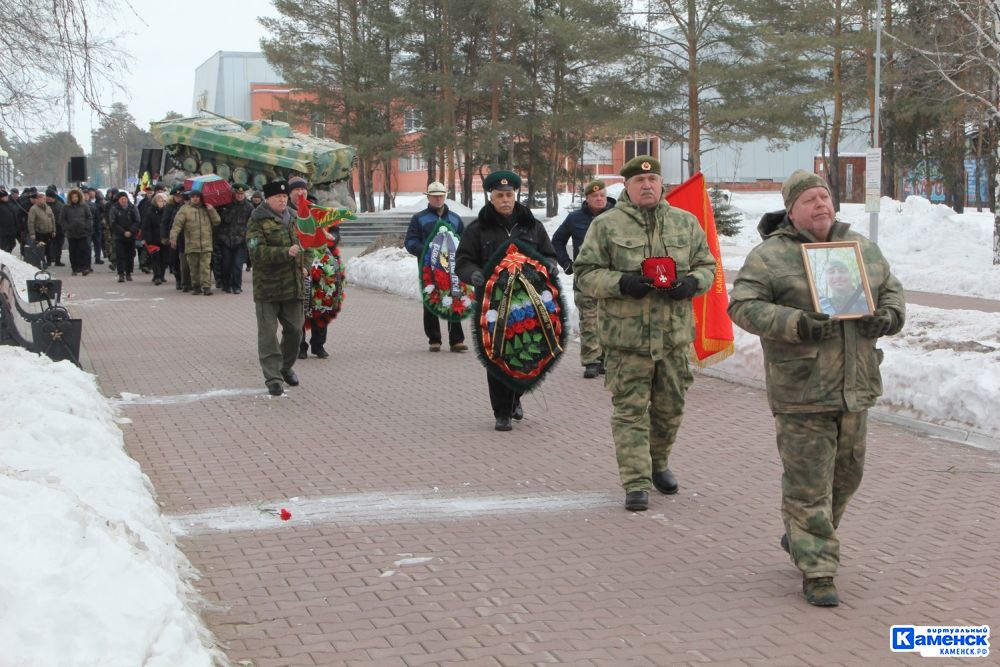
top-left (0, 343), bottom-right (222, 666)
top-left (1, 189), bottom-right (997, 665)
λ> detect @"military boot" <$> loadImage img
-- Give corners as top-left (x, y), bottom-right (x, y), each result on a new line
top-left (780, 534), bottom-right (790, 554)
top-left (583, 363), bottom-right (599, 378)
top-left (802, 577), bottom-right (839, 607)
top-left (624, 490), bottom-right (648, 512)
top-left (651, 469), bottom-right (678, 495)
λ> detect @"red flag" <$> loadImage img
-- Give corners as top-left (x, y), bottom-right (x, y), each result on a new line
top-left (665, 173), bottom-right (734, 366)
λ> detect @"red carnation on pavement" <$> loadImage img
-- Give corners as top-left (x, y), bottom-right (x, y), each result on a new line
top-left (280, 508), bottom-right (292, 521)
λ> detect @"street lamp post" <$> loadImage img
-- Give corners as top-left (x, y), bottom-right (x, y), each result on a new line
top-left (868, 0), bottom-right (883, 243)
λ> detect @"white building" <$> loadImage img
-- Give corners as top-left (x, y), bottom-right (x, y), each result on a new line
top-left (192, 51), bottom-right (283, 120)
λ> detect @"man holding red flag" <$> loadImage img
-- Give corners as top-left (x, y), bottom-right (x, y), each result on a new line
top-left (574, 156), bottom-right (716, 512)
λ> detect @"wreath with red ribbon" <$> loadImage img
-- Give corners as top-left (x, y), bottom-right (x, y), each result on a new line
top-left (472, 239), bottom-right (568, 393)
top-left (419, 220), bottom-right (474, 321)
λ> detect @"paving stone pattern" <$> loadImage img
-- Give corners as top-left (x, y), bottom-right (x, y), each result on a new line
top-left (67, 266), bottom-right (1000, 666)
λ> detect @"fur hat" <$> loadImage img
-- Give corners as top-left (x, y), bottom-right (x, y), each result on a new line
top-left (782, 170), bottom-right (830, 212)
top-left (263, 180), bottom-right (289, 199)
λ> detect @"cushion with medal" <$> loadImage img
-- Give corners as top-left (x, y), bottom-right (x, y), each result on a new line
top-left (641, 256), bottom-right (677, 289)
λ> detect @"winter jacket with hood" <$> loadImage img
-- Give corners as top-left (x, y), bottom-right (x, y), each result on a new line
top-left (59, 189), bottom-right (94, 238)
top-left (727, 211), bottom-right (906, 414)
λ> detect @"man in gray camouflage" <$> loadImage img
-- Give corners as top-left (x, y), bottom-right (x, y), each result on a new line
top-left (574, 156), bottom-right (716, 512)
top-left (728, 169), bottom-right (905, 607)
top-left (247, 180), bottom-right (305, 396)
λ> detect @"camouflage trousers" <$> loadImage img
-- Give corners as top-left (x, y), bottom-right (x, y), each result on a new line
top-left (605, 346), bottom-right (693, 491)
top-left (575, 288), bottom-right (603, 366)
top-left (776, 411), bottom-right (867, 578)
top-left (186, 251), bottom-right (213, 290)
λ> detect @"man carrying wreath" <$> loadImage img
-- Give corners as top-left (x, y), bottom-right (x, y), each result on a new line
top-left (405, 181), bottom-right (468, 353)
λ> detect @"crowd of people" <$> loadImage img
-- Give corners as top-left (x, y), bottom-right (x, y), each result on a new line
top-left (0, 182), bottom-right (264, 294)
top-left (2, 160), bottom-right (907, 609)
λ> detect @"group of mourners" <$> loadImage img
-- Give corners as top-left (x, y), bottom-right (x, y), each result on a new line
top-left (0, 182), bottom-right (266, 295)
top-left (404, 158), bottom-right (905, 609)
top-left (3, 154), bottom-right (907, 609)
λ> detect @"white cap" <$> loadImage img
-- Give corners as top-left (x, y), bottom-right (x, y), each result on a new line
top-left (424, 181), bottom-right (447, 196)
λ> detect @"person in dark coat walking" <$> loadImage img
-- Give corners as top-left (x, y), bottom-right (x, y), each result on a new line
top-left (140, 193), bottom-right (169, 285)
top-left (455, 169), bottom-right (559, 431)
top-left (217, 183), bottom-right (254, 293)
top-left (404, 181), bottom-right (467, 352)
top-left (109, 191), bottom-right (140, 282)
top-left (0, 189), bottom-right (18, 253)
top-left (60, 188), bottom-right (93, 275)
top-left (45, 187), bottom-right (65, 266)
top-left (552, 179), bottom-right (616, 378)
top-left (87, 188), bottom-right (105, 264)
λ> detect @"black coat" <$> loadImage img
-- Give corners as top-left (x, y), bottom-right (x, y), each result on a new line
top-left (141, 204), bottom-right (168, 246)
top-left (455, 202), bottom-right (556, 284)
top-left (110, 203), bottom-right (140, 240)
top-left (551, 196), bottom-right (615, 270)
top-left (0, 200), bottom-right (17, 238)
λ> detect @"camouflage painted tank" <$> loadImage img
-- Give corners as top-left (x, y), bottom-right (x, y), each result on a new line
top-left (150, 113), bottom-right (355, 191)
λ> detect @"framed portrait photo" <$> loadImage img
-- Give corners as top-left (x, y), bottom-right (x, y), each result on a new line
top-left (800, 241), bottom-right (874, 319)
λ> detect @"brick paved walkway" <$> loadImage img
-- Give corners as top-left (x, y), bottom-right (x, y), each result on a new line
top-left (66, 265), bottom-right (1000, 666)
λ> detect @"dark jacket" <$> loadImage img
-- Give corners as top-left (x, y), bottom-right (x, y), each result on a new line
top-left (109, 202), bottom-right (141, 240)
top-left (163, 201), bottom-right (184, 251)
top-left (141, 204), bottom-right (168, 247)
top-left (246, 203), bottom-right (304, 303)
top-left (404, 204), bottom-right (464, 256)
top-left (218, 198), bottom-right (254, 248)
top-left (60, 190), bottom-right (93, 238)
top-left (551, 196), bottom-right (616, 270)
top-left (455, 202), bottom-right (557, 284)
top-left (0, 199), bottom-right (17, 238)
top-left (88, 197), bottom-right (104, 230)
top-left (48, 198), bottom-right (64, 233)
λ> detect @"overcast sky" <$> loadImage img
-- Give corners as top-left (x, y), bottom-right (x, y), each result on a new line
top-left (69, 0), bottom-right (275, 152)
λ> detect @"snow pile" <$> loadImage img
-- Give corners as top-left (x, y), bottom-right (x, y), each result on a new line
top-left (0, 346), bottom-right (222, 666)
top-left (724, 193), bottom-right (1000, 300)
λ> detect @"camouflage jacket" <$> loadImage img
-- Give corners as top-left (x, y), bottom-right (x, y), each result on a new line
top-left (246, 203), bottom-right (304, 303)
top-left (169, 203), bottom-right (220, 253)
top-left (728, 211), bottom-right (906, 414)
top-left (573, 190), bottom-right (716, 357)
top-left (27, 203), bottom-right (55, 236)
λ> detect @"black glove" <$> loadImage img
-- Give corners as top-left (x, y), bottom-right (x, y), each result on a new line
top-left (542, 258), bottom-right (559, 277)
top-left (856, 308), bottom-right (895, 338)
top-left (797, 311), bottom-right (835, 342)
top-left (665, 275), bottom-right (698, 301)
top-left (470, 270), bottom-right (485, 287)
top-left (619, 273), bottom-right (655, 299)
top-left (563, 261), bottom-right (574, 276)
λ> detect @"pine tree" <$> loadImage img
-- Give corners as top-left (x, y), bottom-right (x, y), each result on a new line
top-left (709, 185), bottom-right (742, 237)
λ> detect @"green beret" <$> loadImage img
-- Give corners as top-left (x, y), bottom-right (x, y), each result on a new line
top-left (620, 155), bottom-right (660, 180)
top-left (782, 169), bottom-right (830, 212)
top-left (483, 169), bottom-right (521, 192)
top-left (232, 183), bottom-right (249, 193)
top-left (169, 185), bottom-right (184, 195)
top-left (584, 179), bottom-right (606, 195)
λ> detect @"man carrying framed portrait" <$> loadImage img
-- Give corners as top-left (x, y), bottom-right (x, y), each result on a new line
top-left (727, 169), bottom-right (906, 608)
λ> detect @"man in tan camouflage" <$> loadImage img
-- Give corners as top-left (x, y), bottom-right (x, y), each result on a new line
top-left (728, 169), bottom-right (905, 607)
top-left (574, 156), bottom-right (716, 512)
top-left (247, 180), bottom-right (304, 396)
top-left (170, 190), bottom-right (220, 295)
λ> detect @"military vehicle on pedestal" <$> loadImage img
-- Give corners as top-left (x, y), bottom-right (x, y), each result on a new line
top-left (149, 112), bottom-right (356, 209)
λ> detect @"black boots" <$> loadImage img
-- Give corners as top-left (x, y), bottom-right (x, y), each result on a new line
top-left (651, 469), bottom-right (678, 495)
